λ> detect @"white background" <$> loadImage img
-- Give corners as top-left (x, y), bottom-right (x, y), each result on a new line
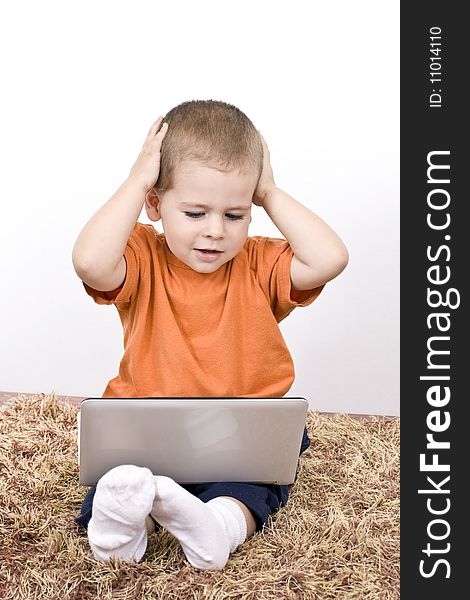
top-left (0, 1), bottom-right (399, 415)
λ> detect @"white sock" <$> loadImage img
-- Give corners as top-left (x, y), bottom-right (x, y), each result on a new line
top-left (87, 464), bottom-right (155, 562)
top-left (151, 476), bottom-right (247, 570)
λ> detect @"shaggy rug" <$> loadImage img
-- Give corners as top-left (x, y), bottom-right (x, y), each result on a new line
top-left (0, 394), bottom-right (399, 600)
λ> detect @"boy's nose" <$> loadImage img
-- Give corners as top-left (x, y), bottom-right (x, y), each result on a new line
top-left (202, 217), bottom-right (224, 238)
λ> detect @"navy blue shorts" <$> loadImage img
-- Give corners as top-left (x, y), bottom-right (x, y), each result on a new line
top-left (75, 426), bottom-right (310, 533)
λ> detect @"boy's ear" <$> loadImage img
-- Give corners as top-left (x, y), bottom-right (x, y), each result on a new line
top-left (145, 188), bottom-right (161, 222)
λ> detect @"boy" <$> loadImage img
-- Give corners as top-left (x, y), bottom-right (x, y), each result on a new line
top-left (72, 100), bottom-right (348, 570)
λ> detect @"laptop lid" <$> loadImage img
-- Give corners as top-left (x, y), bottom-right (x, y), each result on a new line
top-left (78, 397), bottom-right (309, 486)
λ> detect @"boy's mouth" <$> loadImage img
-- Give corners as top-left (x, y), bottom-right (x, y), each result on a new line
top-left (195, 248), bottom-right (223, 253)
top-left (194, 248), bottom-right (224, 262)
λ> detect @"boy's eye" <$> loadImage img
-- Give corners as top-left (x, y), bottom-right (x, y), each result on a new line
top-left (183, 212), bottom-right (244, 220)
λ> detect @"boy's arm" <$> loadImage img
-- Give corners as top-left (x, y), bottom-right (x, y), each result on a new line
top-left (72, 176), bottom-right (148, 290)
top-left (72, 117), bottom-right (168, 290)
top-left (253, 132), bottom-right (349, 291)
top-left (262, 187), bottom-right (349, 291)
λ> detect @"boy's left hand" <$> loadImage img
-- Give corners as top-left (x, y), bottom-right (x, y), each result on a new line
top-left (252, 132), bottom-right (277, 207)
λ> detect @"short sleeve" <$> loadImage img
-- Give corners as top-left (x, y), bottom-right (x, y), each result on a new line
top-left (82, 223), bottom-right (149, 306)
top-left (246, 236), bottom-right (324, 322)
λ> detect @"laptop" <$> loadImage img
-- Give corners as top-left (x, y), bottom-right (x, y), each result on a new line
top-left (78, 397), bottom-right (309, 486)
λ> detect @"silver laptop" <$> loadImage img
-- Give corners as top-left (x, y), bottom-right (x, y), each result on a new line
top-left (78, 397), bottom-right (309, 486)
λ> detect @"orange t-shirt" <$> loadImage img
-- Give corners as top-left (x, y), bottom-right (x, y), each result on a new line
top-left (84, 222), bottom-right (324, 398)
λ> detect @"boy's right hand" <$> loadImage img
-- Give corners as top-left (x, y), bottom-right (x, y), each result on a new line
top-left (128, 117), bottom-right (169, 191)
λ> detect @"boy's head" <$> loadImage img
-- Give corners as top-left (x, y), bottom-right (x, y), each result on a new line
top-left (145, 100), bottom-right (263, 273)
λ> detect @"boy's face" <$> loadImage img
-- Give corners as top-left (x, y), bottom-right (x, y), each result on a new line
top-left (149, 162), bottom-right (258, 273)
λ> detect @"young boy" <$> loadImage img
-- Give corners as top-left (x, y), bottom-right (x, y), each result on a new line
top-left (72, 100), bottom-right (348, 570)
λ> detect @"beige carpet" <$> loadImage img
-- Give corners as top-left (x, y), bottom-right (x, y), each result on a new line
top-left (0, 393), bottom-right (399, 600)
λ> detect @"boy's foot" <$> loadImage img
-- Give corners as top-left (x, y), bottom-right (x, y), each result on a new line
top-left (151, 476), bottom-right (247, 570)
top-left (87, 464), bottom-right (155, 562)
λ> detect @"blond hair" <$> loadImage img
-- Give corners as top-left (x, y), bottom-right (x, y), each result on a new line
top-left (155, 99), bottom-right (263, 194)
